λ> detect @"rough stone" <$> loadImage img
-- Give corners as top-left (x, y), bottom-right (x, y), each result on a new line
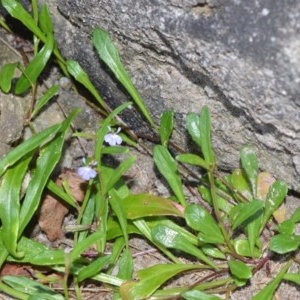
top-left (41, 0), bottom-right (300, 191)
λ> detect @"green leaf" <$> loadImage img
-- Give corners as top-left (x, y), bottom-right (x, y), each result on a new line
top-left (186, 112), bottom-right (201, 147)
top-left (117, 249), bottom-right (133, 280)
top-left (31, 85), bottom-right (59, 118)
top-left (2, 0), bottom-right (45, 40)
top-left (270, 234), bottom-right (300, 254)
top-left (0, 156), bottom-right (32, 258)
top-left (109, 189), bottom-right (129, 247)
top-left (105, 156), bottom-right (136, 192)
top-left (39, 4), bottom-right (54, 34)
top-left (120, 264), bottom-right (205, 300)
top-left (182, 290), bottom-right (221, 300)
top-left (263, 180), bottom-right (288, 226)
top-left (77, 255), bottom-right (111, 282)
top-left (228, 260), bottom-right (252, 280)
top-left (252, 261), bottom-right (292, 300)
top-left (122, 193), bottom-right (184, 219)
top-left (277, 219), bottom-right (295, 235)
top-left (159, 110), bottom-right (174, 146)
top-left (2, 276), bottom-right (64, 299)
top-left (93, 28), bottom-right (154, 125)
top-left (240, 146), bottom-right (259, 198)
top-left (233, 239), bottom-right (261, 258)
top-left (176, 153), bottom-right (209, 170)
top-left (19, 109), bottom-right (80, 234)
top-left (283, 273), bottom-right (300, 285)
top-left (199, 106), bottom-right (215, 164)
top-left (245, 212), bottom-right (263, 258)
top-left (70, 231), bottom-right (103, 262)
top-left (66, 59), bottom-right (108, 110)
top-left (152, 224), bottom-right (216, 268)
top-left (15, 33), bottom-right (54, 94)
top-left (0, 62), bottom-right (18, 93)
top-left (0, 123), bottom-right (61, 178)
top-left (185, 204), bottom-right (224, 244)
top-left (229, 200), bottom-right (263, 230)
top-left (229, 169), bottom-right (252, 201)
top-left (153, 145), bottom-right (186, 206)
top-left (290, 206), bottom-right (300, 223)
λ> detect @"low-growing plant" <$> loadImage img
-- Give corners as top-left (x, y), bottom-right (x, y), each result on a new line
top-left (0, 1), bottom-right (299, 300)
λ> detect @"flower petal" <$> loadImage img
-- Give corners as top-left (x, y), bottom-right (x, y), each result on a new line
top-left (77, 166), bottom-right (97, 181)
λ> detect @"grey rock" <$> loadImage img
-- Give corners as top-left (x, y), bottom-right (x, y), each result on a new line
top-left (43, 0), bottom-right (300, 190)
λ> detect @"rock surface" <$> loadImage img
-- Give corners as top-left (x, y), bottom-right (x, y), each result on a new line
top-left (42, 0), bottom-right (300, 191)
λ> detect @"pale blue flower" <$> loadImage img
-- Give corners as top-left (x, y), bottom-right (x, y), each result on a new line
top-left (104, 127), bottom-right (122, 146)
top-left (77, 158), bottom-right (97, 181)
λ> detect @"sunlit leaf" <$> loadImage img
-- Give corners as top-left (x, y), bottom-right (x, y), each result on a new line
top-left (120, 264), bottom-right (205, 300)
top-left (240, 146), bottom-right (258, 198)
top-left (152, 224), bottom-right (216, 268)
top-left (186, 112), bottom-right (201, 147)
top-left (182, 290), bottom-right (221, 300)
top-left (122, 194), bottom-right (183, 219)
top-left (176, 153), bottom-right (209, 170)
top-left (228, 260), bottom-right (252, 280)
top-left (39, 4), bottom-right (54, 34)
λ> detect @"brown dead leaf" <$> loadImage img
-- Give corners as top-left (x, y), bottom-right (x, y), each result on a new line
top-left (38, 169), bottom-right (87, 241)
top-left (0, 263), bottom-right (32, 277)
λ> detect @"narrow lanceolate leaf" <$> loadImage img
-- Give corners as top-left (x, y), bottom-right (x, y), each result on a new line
top-left (0, 123), bottom-right (61, 178)
top-left (120, 264), bottom-right (205, 300)
top-left (19, 109), bottom-right (80, 234)
top-left (199, 106), bottom-right (215, 164)
top-left (0, 156), bottom-right (32, 258)
top-left (2, 276), bottom-right (64, 300)
top-left (15, 34), bottom-right (54, 94)
top-left (153, 145), bottom-right (186, 206)
top-left (176, 153), bottom-right (209, 170)
top-left (2, 0), bottom-right (45, 41)
top-left (240, 146), bottom-right (259, 198)
top-left (66, 60), bottom-right (108, 111)
top-left (263, 180), bottom-right (288, 226)
top-left (93, 28), bottom-right (154, 125)
top-left (185, 204), bottom-right (224, 244)
top-left (31, 85), bottom-right (59, 118)
top-left (152, 224), bottom-right (216, 268)
top-left (122, 194), bottom-right (184, 219)
top-left (0, 62), bottom-right (18, 93)
top-left (181, 290), bottom-right (222, 300)
top-left (39, 4), bottom-right (54, 34)
top-left (159, 110), bottom-right (174, 146)
top-left (252, 261), bottom-right (292, 300)
top-left (186, 112), bottom-right (201, 147)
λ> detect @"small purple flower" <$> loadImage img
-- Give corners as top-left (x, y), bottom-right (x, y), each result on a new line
top-left (104, 127), bottom-right (122, 146)
top-left (77, 166), bottom-right (97, 181)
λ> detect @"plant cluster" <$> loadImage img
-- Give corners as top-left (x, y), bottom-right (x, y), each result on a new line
top-left (0, 1), bottom-right (299, 299)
